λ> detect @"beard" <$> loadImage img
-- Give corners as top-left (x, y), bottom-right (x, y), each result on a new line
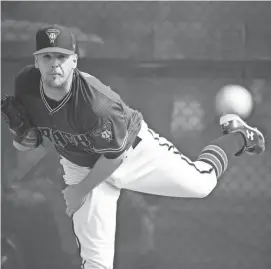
top-left (42, 69), bottom-right (73, 89)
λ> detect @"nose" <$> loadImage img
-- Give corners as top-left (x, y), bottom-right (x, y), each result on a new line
top-left (51, 58), bottom-right (60, 68)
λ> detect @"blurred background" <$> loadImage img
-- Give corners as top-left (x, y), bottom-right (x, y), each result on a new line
top-left (1, 2), bottom-right (271, 269)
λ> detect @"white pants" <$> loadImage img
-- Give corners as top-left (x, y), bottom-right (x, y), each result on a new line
top-left (60, 121), bottom-right (217, 269)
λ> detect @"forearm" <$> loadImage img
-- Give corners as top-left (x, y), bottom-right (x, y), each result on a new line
top-left (71, 153), bottom-right (125, 196)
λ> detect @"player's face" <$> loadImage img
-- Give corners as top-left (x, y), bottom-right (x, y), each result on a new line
top-left (35, 52), bottom-right (78, 88)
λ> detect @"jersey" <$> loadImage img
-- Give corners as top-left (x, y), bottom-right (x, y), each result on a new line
top-left (14, 65), bottom-right (143, 167)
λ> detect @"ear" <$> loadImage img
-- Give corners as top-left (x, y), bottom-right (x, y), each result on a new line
top-left (72, 54), bottom-right (78, 69)
top-left (34, 55), bottom-right (39, 68)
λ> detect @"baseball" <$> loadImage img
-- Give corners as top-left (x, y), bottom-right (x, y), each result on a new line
top-left (215, 84), bottom-right (254, 119)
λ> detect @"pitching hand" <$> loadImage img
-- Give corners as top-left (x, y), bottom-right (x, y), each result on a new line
top-left (61, 185), bottom-right (88, 217)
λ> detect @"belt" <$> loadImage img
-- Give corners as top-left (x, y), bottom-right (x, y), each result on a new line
top-left (132, 136), bottom-right (142, 149)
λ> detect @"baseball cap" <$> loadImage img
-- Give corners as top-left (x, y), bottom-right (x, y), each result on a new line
top-left (33, 24), bottom-right (76, 55)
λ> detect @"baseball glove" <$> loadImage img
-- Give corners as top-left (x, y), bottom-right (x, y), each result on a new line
top-left (1, 95), bottom-right (43, 148)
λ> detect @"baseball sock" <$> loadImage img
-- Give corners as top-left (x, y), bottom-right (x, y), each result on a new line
top-left (197, 132), bottom-right (246, 179)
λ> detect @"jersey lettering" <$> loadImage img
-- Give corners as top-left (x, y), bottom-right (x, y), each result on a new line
top-left (38, 127), bottom-right (94, 151)
top-left (62, 132), bottom-right (78, 146)
top-left (53, 130), bottom-right (67, 147)
top-left (74, 134), bottom-right (92, 148)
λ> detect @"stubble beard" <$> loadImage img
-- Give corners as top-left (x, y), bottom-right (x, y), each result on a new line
top-left (41, 69), bottom-right (74, 101)
top-left (43, 69), bottom-right (73, 90)
top-left (44, 76), bottom-right (65, 89)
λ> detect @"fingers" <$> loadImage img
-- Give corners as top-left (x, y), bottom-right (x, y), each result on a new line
top-left (66, 207), bottom-right (76, 217)
top-left (66, 207), bottom-right (73, 217)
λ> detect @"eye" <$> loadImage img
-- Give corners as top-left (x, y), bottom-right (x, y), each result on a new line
top-left (43, 54), bottom-right (51, 59)
top-left (58, 54), bottom-right (67, 59)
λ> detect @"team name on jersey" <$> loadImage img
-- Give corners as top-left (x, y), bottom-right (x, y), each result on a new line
top-left (39, 127), bottom-right (95, 153)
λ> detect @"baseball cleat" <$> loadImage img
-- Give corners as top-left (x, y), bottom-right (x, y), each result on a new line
top-left (220, 114), bottom-right (265, 155)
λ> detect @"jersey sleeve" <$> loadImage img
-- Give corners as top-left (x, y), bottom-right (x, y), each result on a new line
top-left (91, 101), bottom-right (129, 159)
top-left (14, 65), bottom-right (37, 102)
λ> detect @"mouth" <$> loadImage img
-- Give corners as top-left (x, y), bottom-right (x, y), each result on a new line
top-left (49, 73), bottom-right (62, 78)
top-left (49, 70), bottom-right (62, 75)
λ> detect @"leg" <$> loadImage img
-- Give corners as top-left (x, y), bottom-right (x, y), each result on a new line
top-left (60, 156), bottom-right (121, 269)
top-left (111, 117), bottom-right (264, 198)
top-left (72, 181), bottom-right (121, 269)
top-left (112, 130), bottom-right (218, 197)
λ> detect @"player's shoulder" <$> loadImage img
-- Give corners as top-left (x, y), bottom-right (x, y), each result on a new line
top-left (15, 65), bottom-right (41, 95)
top-left (77, 69), bottom-right (121, 102)
top-left (16, 65), bottom-right (40, 82)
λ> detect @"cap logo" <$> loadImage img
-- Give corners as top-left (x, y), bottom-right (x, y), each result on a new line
top-left (46, 28), bottom-right (60, 44)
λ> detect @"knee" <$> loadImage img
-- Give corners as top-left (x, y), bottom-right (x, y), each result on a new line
top-left (193, 174), bottom-right (217, 198)
top-left (187, 160), bottom-right (218, 198)
top-left (194, 186), bottom-right (215, 198)
top-left (175, 172), bottom-right (217, 199)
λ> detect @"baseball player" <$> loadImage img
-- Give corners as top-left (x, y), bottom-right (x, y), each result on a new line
top-left (1, 24), bottom-right (265, 269)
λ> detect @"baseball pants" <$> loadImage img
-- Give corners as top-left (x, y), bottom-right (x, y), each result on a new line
top-left (60, 121), bottom-right (217, 269)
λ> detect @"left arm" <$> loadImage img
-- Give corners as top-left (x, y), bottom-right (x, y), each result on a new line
top-left (80, 99), bottom-right (130, 189)
top-left (63, 101), bottom-right (130, 216)
top-left (62, 154), bottom-right (126, 217)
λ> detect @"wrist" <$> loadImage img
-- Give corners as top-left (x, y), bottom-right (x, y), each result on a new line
top-left (72, 179), bottom-right (90, 196)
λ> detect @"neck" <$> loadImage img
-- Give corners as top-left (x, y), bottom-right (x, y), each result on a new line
top-left (42, 70), bottom-right (74, 101)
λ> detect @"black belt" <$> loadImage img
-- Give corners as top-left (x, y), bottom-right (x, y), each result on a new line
top-left (132, 136), bottom-right (142, 149)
